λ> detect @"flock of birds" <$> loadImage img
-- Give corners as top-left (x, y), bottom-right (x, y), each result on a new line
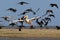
top-left (0, 1), bottom-right (59, 31)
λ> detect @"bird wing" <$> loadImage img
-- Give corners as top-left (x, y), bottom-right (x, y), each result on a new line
top-left (30, 16), bottom-right (41, 21)
top-left (9, 20), bottom-right (22, 23)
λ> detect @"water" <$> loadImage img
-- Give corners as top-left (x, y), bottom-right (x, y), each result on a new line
top-left (0, 37), bottom-right (60, 40)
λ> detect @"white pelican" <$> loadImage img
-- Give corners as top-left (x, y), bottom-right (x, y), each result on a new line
top-left (23, 15), bottom-right (41, 25)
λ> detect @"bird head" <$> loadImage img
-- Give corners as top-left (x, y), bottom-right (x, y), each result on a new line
top-left (24, 15), bottom-right (28, 19)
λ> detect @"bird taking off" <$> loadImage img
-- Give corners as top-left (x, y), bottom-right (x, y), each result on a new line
top-left (50, 4), bottom-right (58, 8)
top-left (7, 8), bottom-right (17, 12)
top-left (18, 1), bottom-right (29, 5)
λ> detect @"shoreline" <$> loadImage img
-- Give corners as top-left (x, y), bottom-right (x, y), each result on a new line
top-left (0, 29), bottom-right (60, 38)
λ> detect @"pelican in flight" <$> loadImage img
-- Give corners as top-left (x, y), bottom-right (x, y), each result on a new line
top-left (23, 15), bottom-right (41, 25)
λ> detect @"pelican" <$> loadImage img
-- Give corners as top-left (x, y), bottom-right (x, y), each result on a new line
top-left (50, 4), bottom-right (58, 8)
top-left (18, 1), bottom-right (29, 5)
top-left (23, 15), bottom-right (41, 25)
top-left (7, 8), bottom-right (17, 12)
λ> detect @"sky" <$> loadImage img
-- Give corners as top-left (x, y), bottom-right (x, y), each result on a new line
top-left (0, 0), bottom-right (60, 26)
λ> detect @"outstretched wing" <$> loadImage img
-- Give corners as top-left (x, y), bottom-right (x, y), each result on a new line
top-left (30, 16), bottom-right (41, 21)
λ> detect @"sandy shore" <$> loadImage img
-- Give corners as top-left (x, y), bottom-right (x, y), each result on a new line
top-left (0, 29), bottom-right (60, 38)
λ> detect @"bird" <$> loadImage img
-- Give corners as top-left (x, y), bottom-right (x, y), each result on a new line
top-left (42, 10), bottom-right (53, 17)
top-left (20, 11), bottom-right (28, 15)
top-left (18, 16), bottom-right (24, 26)
top-left (0, 16), bottom-right (11, 21)
top-left (56, 26), bottom-right (60, 30)
top-left (7, 8), bottom-right (17, 12)
top-left (48, 14), bottom-right (55, 18)
top-left (42, 19), bottom-right (50, 29)
top-left (25, 8), bottom-right (36, 15)
top-left (36, 18), bottom-right (44, 29)
top-left (23, 15), bottom-right (41, 25)
top-left (46, 10), bottom-right (53, 14)
top-left (50, 4), bottom-right (58, 8)
top-left (9, 23), bottom-right (16, 26)
top-left (35, 8), bottom-right (40, 12)
top-left (44, 17), bottom-right (51, 21)
top-left (20, 8), bottom-right (40, 15)
top-left (18, 1), bottom-right (29, 5)
top-left (9, 20), bottom-right (24, 26)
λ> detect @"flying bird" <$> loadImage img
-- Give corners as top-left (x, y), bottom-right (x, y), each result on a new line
top-left (18, 1), bottom-right (29, 5)
top-left (0, 16), bottom-right (11, 21)
top-left (50, 4), bottom-right (58, 8)
top-left (36, 18), bottom-right (44, 29)
top-left (25, 8), bottom-right (36, 15)
top-left (20, 11), bottom-right (28, 15)
top-left (48, 14), bottom-right (55, 18)
top-left (9, 20), bottom-right (24, 26)
top-left (46, 10), bottom-right (53, 14)
top-left (42, 10), bottom-right (53, 17)
top-left (23, 15), bottom-right (41, 24)
top-left (42, 19), bottom-right (49, 29)
top-left (18, 16), bottom-right (24, 26)
top-left (44, 17), bottom-right (51, 21)
top-left (9, 23), bottom-right (16, 26)
top-left (20, 8), bottom-right (40, 15)
top-left (7, 8), bottom-right (17, 12)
